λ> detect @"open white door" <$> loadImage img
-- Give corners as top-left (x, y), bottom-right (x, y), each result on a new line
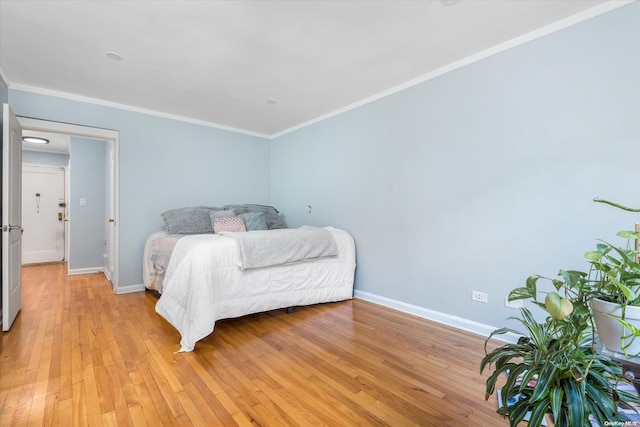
top-left (2, 104), bottom-right (23, 331)
top-left (104, 140), bottom-right (115, 282)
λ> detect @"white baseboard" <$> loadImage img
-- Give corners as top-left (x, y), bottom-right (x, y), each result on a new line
top-left (353, 290), bottom-right (519, 344)
top-left (65, 267), bottom-right (145, 295)
top-left (116, 284), bottom-right (146, 295)
top-left (67, 267), bottom-right (104, 276)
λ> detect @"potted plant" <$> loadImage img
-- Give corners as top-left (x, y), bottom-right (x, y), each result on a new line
top-left (481, 197), bottom-right (640, 425)
top-left (481, 270), bottom-right (638, 426)
top-left (587, 198), bottom-right (640, 357)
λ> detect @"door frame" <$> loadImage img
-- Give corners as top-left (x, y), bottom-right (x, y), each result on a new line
top-left (17, 117), bottom-right (120, 293)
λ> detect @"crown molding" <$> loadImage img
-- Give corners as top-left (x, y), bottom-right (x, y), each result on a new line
top-left (8, 82), bottom-right (270, 140)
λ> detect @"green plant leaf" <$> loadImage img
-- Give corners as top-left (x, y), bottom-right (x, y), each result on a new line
top-left (596, 242), bottom-right (611, 255)
top-left (508, 287), bottom-right (535, 301)
top-left (564, 379), bottom-right (585, 427)
top-left (527, 398), bottom-right (550, 427)
top-left (519, 369), bottom-right (539, 392)
top-left (617, 230), bottom-right (640, 240)
top-left (480, 328), bottom-right (526, 360)
top-left (549, 387), bottom-right (564, 423)
top-left (617, 317), bottom-right (640, 338)
top-left (616, 387), bottom-right (640, 403)
top-left (585, 398), bottom-right (608, 427)
top-left (482, 348), bottom-right (528, 371)
top-left (504, 364), bottom-right (530, 394)
top-left (586, 369), bottom-right (614, 392)
top-left (526, 275), bottom-right (540, 293)
top-left (530, 362), bottom-right (556, 402)
top-left (552, 279), bottom-right (564, 291)
top-left (585, 381), bottom-right (617, 416)
top-left (532, 301), bottom-right (546, 311)
top-left (518, 308), bottom-right (547, 349)
top-left (559, 270), bottom-right (585, 289)
top-left (585, 250), bottom-right (602, 262)
top-left (508, 399), bottom-right (532, 427)
top-left (608, 275), bottom-right (638, 302)
top-left (612, 318), bottom-right (640, 357)
top-left (484, 370), bottom-right (502, 397)
top-left (484, 362), bottom-right (519, 396)
top-left (608, 243), bottom-right (634, 265)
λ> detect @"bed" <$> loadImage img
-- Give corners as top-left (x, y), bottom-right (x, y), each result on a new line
top-left (143, 206), bottom-right (356, 352)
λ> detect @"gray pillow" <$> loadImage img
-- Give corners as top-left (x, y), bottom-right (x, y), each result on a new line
top-left (223, 204), bottom-right (284, 229)
top-left (161, 206), bottom-right (221, 234)
top-left (240, 212), bottom-right (268, 231)
top-left (210, 209), bottom-right (236, 218)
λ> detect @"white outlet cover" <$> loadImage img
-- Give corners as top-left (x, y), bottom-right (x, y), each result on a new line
top-left (472, 291), bottom-right (488, 303)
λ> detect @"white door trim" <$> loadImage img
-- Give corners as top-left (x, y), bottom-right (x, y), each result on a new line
top-left (17, 117), bottom-right (120, 293)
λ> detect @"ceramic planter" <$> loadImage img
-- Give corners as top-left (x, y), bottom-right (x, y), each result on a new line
top-left (591, 298), bottom-right (640, 356)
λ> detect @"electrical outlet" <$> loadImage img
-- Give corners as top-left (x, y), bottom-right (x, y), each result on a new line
top-left (505, 297), bottom-right (523, 309)
top-left (472, 291), bottom-right (488, 303)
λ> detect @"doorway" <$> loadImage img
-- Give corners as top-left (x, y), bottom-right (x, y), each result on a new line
top-left (17, 117), bottom-right (120, 292)
top-left (21, 164), bottom-right (67, 264)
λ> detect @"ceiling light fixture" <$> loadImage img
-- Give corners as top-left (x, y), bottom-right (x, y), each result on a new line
top-left (105, 51), bottom-right (123, 61)
top-left (22, 136), bottom-right (50, 144)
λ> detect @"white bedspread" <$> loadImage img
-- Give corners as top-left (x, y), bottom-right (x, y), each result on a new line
top-left (220, 226), bottom-right (338, 270)
top-left (155, 226), bottom-right (356, 352)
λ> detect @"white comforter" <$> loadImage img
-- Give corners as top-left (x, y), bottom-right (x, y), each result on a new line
top-left (155, 226), bottom-right (356, 351)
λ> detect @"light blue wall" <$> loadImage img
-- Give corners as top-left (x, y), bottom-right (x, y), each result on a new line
top-left (271, 3), bottom-right (640, 329)
top-left (8, 91), bottom-right (271, 287)
top-left (23, 150), bottom-right (69, 166)
top-left (69, 137), bottom-right (105, 269)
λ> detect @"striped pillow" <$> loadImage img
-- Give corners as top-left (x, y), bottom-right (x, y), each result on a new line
top-left (213, 216), bottom-right (246, 233)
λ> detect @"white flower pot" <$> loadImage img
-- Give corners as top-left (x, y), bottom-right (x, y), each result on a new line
top-left (591, 298), bottom-right (640, 356)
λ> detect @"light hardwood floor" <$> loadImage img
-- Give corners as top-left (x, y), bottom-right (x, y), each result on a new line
top-left (1, 263), bottom-right (505, 426)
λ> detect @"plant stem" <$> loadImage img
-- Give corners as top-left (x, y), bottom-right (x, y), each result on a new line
top-left (593, 198), bottom-right (640, 212)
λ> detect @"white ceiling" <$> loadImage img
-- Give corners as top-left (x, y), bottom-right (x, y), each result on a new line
top-left (0, 0), bottom-right (622, 137)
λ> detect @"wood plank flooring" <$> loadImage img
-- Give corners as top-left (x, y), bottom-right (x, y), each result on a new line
top-left (1, 263), bottom-right (505, 426)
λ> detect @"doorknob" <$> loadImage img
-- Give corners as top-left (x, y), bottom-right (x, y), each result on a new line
top-left (108, 219), bottom-right (115, 223)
